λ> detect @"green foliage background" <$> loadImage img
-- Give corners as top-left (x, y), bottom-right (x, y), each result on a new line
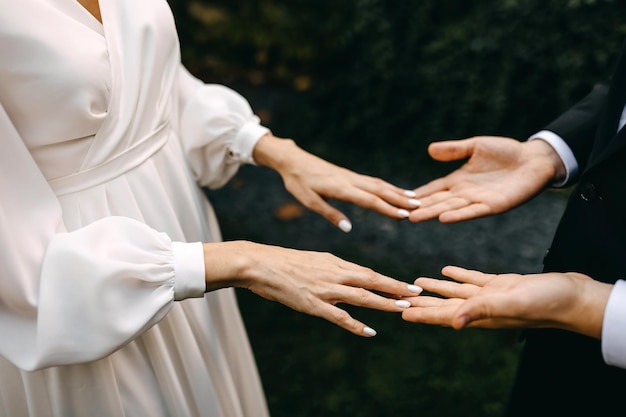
top-left (168, 1), bottom-right (626, 416)
top-left (172, 0), bottom-right (626, 177)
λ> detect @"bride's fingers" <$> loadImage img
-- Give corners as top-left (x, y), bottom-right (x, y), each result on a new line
top-left (331, 185), bottom-right (412, 220)
top-left (333, 261), bottom-right (421, 298)
top-left (291, 187), bottom-right (353, 232)
top-left (328, 286), bottom-right (415, 312)
top-left (351, 176), bottom-right (422, 210)
top-left (315, 302), bottom-right (380, 337)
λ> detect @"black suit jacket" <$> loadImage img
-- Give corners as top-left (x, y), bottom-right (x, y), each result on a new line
top-left (546, 39), bottom-right (626, 175)
top-left (505, 41), bottom-right (626, 417)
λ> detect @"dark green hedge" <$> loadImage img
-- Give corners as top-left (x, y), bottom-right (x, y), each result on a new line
top-left (171, 0), bottom-right (626, 178)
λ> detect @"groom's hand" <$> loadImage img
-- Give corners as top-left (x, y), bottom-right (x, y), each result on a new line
top-left (409, 136), bottom-right (565, 223)
top-left (401, 266), bottom-right (609, 339)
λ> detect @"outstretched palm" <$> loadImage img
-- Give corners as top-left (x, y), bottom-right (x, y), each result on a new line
top-left (409, 136), bottom-right (563, 223)
top-left (401, 266), bottom-right (608, 339)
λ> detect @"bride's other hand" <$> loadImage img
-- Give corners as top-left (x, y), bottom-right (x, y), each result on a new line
top-left (253, 134), bottom-right (421, 232)
top-left (204, 241), bottom-right (422, 337)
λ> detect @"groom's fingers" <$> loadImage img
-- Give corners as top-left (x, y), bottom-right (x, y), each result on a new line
top-left (427, 138), bottom-right (476, 162)
top-left (440, 266), bottom-right (494, 286)
top-left (403, 295), bottom-right (454, 307)
top-left (412, 177), bottom-right (451, 199)
top-left (413, 277), bottom-right (479, 299)
top-left (437, 203), bottom-right (493, 223)
top-left (412, 189), bottom-right (454, 207)
top-left (409, 197), bottom-right (470, 223)
top-left (401, 304), bottom-right (459, 326)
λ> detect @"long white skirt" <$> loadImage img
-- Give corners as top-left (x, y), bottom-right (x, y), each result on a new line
top-left (0, 133), bottom-right (269, 417)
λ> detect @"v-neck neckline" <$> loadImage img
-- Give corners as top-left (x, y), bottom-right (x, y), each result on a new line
top-left (71, 0), bottom-right (104, 35)
top-left (76, 0), bottom-right (102, 24)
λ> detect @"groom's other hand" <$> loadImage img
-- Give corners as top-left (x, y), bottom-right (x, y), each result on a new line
top-left (408, 136), bottom-right (565, 223)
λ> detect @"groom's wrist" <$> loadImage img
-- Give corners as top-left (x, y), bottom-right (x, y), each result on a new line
top-left (526, 138), bottom-right (567, 185)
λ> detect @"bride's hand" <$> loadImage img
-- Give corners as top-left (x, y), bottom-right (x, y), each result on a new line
top-left (253, 134), bottom-right (421, 232)
top-left (204, 241), bottom-right (422, 336)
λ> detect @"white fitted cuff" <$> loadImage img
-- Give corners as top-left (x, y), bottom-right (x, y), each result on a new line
top-left (228, 119), bottom-right (270, 165)
top-left (172, 241), bottom-right (206, 301)
top-left (602, 280), bottom-right (626, 369)
top-left (528, 130), bottom-right (578, 187)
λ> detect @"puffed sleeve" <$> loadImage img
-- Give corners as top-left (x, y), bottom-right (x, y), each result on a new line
top-left (175, 65), bottom-right (270, 189)
top-left (0, 103), bottom-right (206, 371)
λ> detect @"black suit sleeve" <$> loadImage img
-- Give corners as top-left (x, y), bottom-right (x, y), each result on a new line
top-left (543, 80), bottom-right (610, 176)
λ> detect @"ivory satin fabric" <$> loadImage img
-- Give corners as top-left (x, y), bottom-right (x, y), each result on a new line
top-left (0, 0), bottom-right (271, 416)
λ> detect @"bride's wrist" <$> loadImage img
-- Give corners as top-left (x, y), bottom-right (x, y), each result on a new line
top-left (203, 241), bottom-right (256, 292)
top-left (252, 133), bottom-right (299, 172)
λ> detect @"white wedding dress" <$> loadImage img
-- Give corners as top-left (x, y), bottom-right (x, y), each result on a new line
top-left (0, 1), bottom-right (270, 416)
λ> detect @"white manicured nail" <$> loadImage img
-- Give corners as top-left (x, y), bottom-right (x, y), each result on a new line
top-left (404, 190), bottom-right (417, 197)
top-left (395, 300), bottom-right (411, 308)
top-left (363, 326), bottom-right (377, 336)
top-left (398, 209), bottom-right (410, 218)
top-left (408, 285), bottom-right (423, 294)
top-left (408, 198), bottom-right (422, 208)
top-left (338, 219), bottom-right (352, 233)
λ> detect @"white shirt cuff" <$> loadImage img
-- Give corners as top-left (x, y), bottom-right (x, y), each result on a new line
top-left (228, 119), bottom-right (270, 165)
top-left (602, 279), bottom-right (626, 369)
top-left (172, 241), bottom-right (206, 301)
top-left (527, 130), bottom-right (578, 187)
